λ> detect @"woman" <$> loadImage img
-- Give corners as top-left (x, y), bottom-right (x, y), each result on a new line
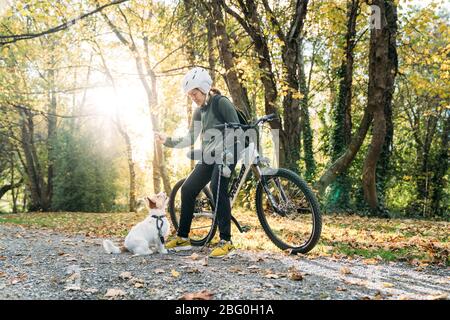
top-left (154, 67), bottom-right (240, 258)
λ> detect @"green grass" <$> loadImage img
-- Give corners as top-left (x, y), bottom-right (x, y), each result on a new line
top-left (329, 242), bottom-right (427, 262)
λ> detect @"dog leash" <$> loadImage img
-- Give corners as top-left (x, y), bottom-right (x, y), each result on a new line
top-left (151, 214), bottom-right (165, 244)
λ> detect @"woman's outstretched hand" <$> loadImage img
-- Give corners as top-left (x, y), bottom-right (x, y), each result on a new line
top-left (154, 132), bottom-right (167, 144)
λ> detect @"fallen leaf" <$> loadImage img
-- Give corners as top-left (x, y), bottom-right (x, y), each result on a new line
top-left (64, 285), bottom-right (81, 291)
top-left (249, 256), bottom-right (265, 263)
top-left (289, 271), bottom-right (303, 281)
top-left (140, 258), bottom-right (147, 265)
top-left (105, 288), bottom-right (126, 298)
top-left (188, 253), bottom-right (201, 260)
top-left (373, 291), bottom-right (383, 300)
top-left (9, 273), bottom-right (27, 285)
top-left (0, 256), bottom-right (6, 261)
top-left (0, 271), bottom-right (6, 278)
top-left (186, 268), bottom-right (200, 274)
top-left (65, 257), bottom-right (77, 262)
top-left (23, 258), bottom-right (33, 266)
top-left (83, 288), bottom-right (99, 294)
top-left (287, 267), bottom-right (303, 281)
top-left (171, 269), bottom-right (180, 278)
top-left (340, 267), bottom-right (352, 275)
top-left (229, 267), bottom-right (243, 273)
top-left (336, 287), bottom-right (347, 292)
top-left (264, 273), bottom-right (280, 279)
top-left (201, 257), bottom-right (208, 266)
top-left (429, 293), bottom-right (448, 300)
top-left (128, 277), bottom-right (145, 285)
top-left (119, 272), bottom-right (133, 280)
top-left (382, 282), bottom-right (394, 288)
top-left (363, 258), bottom-right (379, 265)
top-left (179, 290), bottom-right (214, 300)
top-left (154, 269), bottom-right (165, 274)
top-left (66, 272), bottom-right (80, 283)
top-left (134, 282), bottom-right (144, 288)
top-left (82, 239), bottom-right (98, 245)
top-left (247, 265), bottom-right (260, 270)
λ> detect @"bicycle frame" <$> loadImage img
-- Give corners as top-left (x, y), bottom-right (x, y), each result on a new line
top-left (228, 129), bottom-right (275, 208)
top-left (228, 143), bottom-right (258, 208)
top-left (193, 116), bottom-right (282, 228)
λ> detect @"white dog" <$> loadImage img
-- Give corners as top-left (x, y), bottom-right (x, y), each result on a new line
top-left (102, 192), bottom-right (170, 256)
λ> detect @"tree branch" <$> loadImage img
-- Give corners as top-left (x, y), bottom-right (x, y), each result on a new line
top-left (0, 0), bottom-right (130, 46)
top-left (218, 0), bottom-right (255, 39)
top-left (1, 104), bottom-right (99, 119)
top-left (261, 0), bottom-right (286, 43)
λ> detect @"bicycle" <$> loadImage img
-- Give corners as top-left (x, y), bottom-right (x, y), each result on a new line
top-left (168, 114), bottom-right (322, 254)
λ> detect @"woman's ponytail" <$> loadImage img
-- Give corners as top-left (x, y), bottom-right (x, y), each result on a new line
top-left (210, 87), bottom-right (222, 95)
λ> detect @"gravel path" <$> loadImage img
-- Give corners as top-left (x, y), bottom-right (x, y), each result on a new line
top-left (0, 224), bottom-right (448, 300)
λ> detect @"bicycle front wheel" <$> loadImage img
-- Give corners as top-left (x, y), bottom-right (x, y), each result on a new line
top-left (255, 168), bottom-right (321, 254)
top-left (168, 179), bottom-right (217, 246)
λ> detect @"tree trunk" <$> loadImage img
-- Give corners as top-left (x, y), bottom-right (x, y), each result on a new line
top-left (19, 109), bottom-right (44, 211)
top-left (298, 39), bottom-right (315, 180)
top-left (148, 68), bottom-right (172, 196)
top-left (278, 0), bottom-right (309, 174)
top-left (46, 60), bottom-right (57, 211)
top-left (315, 108), bottom-right (373, 194)
top-left (125, 134), bottom-right (137, 212)
top-left (218, 0), bottom-right (285, 167)
top-left (376, 0), bottom-right (398, 208)
top-left (210, 1), bottom-right (252, 120)
top-left (362, 108), bottom-right (386, 211)
top-left (430, 113), bottom-right (449, 216)
top-left (415, 115), bottom-right (438, 215)
top-left (0, 179), bottom-right (23, 201)
top-left (10, 155), bottom-right (18, 213)
top-left (207, 17), bottom-right (216, 84)
top-left (327, 0), bottom-right (359, 210)
top-left (361, 0), bottom-right (397, 213)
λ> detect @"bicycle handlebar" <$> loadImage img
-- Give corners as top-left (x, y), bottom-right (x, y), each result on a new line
top-left (214, 113), bottom-right (278, 130)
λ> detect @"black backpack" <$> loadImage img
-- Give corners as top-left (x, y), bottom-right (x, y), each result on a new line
top-left (210, 94), bottom-right (250, 129)
top-left (209, 94), bottom-right (256, 149)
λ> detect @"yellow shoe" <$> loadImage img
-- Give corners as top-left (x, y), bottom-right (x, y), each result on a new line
top-left (209, 240), bottom-right (235, 258)
top-left (165, 236), bottom-right (192, 251)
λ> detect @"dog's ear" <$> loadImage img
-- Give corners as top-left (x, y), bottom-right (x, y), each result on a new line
top-left (146, 196), bottom-right (157, 209)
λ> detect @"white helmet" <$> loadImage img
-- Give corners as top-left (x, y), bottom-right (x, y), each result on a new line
top-left (182, 67), bottom-right (212, 95)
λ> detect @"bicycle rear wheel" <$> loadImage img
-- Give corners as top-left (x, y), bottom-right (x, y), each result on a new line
top-left (255, 168), bottom-right (321, 254)
top-left (168, 179), bottom-right (217, 246)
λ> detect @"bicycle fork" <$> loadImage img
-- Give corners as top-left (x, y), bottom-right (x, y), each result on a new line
top-left (252, 165), bottom-right (287, 216)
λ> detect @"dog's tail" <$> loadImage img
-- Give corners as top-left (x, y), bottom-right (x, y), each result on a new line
top-left (102, 240), bottom-right (127, 254)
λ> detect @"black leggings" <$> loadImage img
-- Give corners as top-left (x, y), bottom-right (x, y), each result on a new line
top-left (178, 162), bottom-right (235, 241)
